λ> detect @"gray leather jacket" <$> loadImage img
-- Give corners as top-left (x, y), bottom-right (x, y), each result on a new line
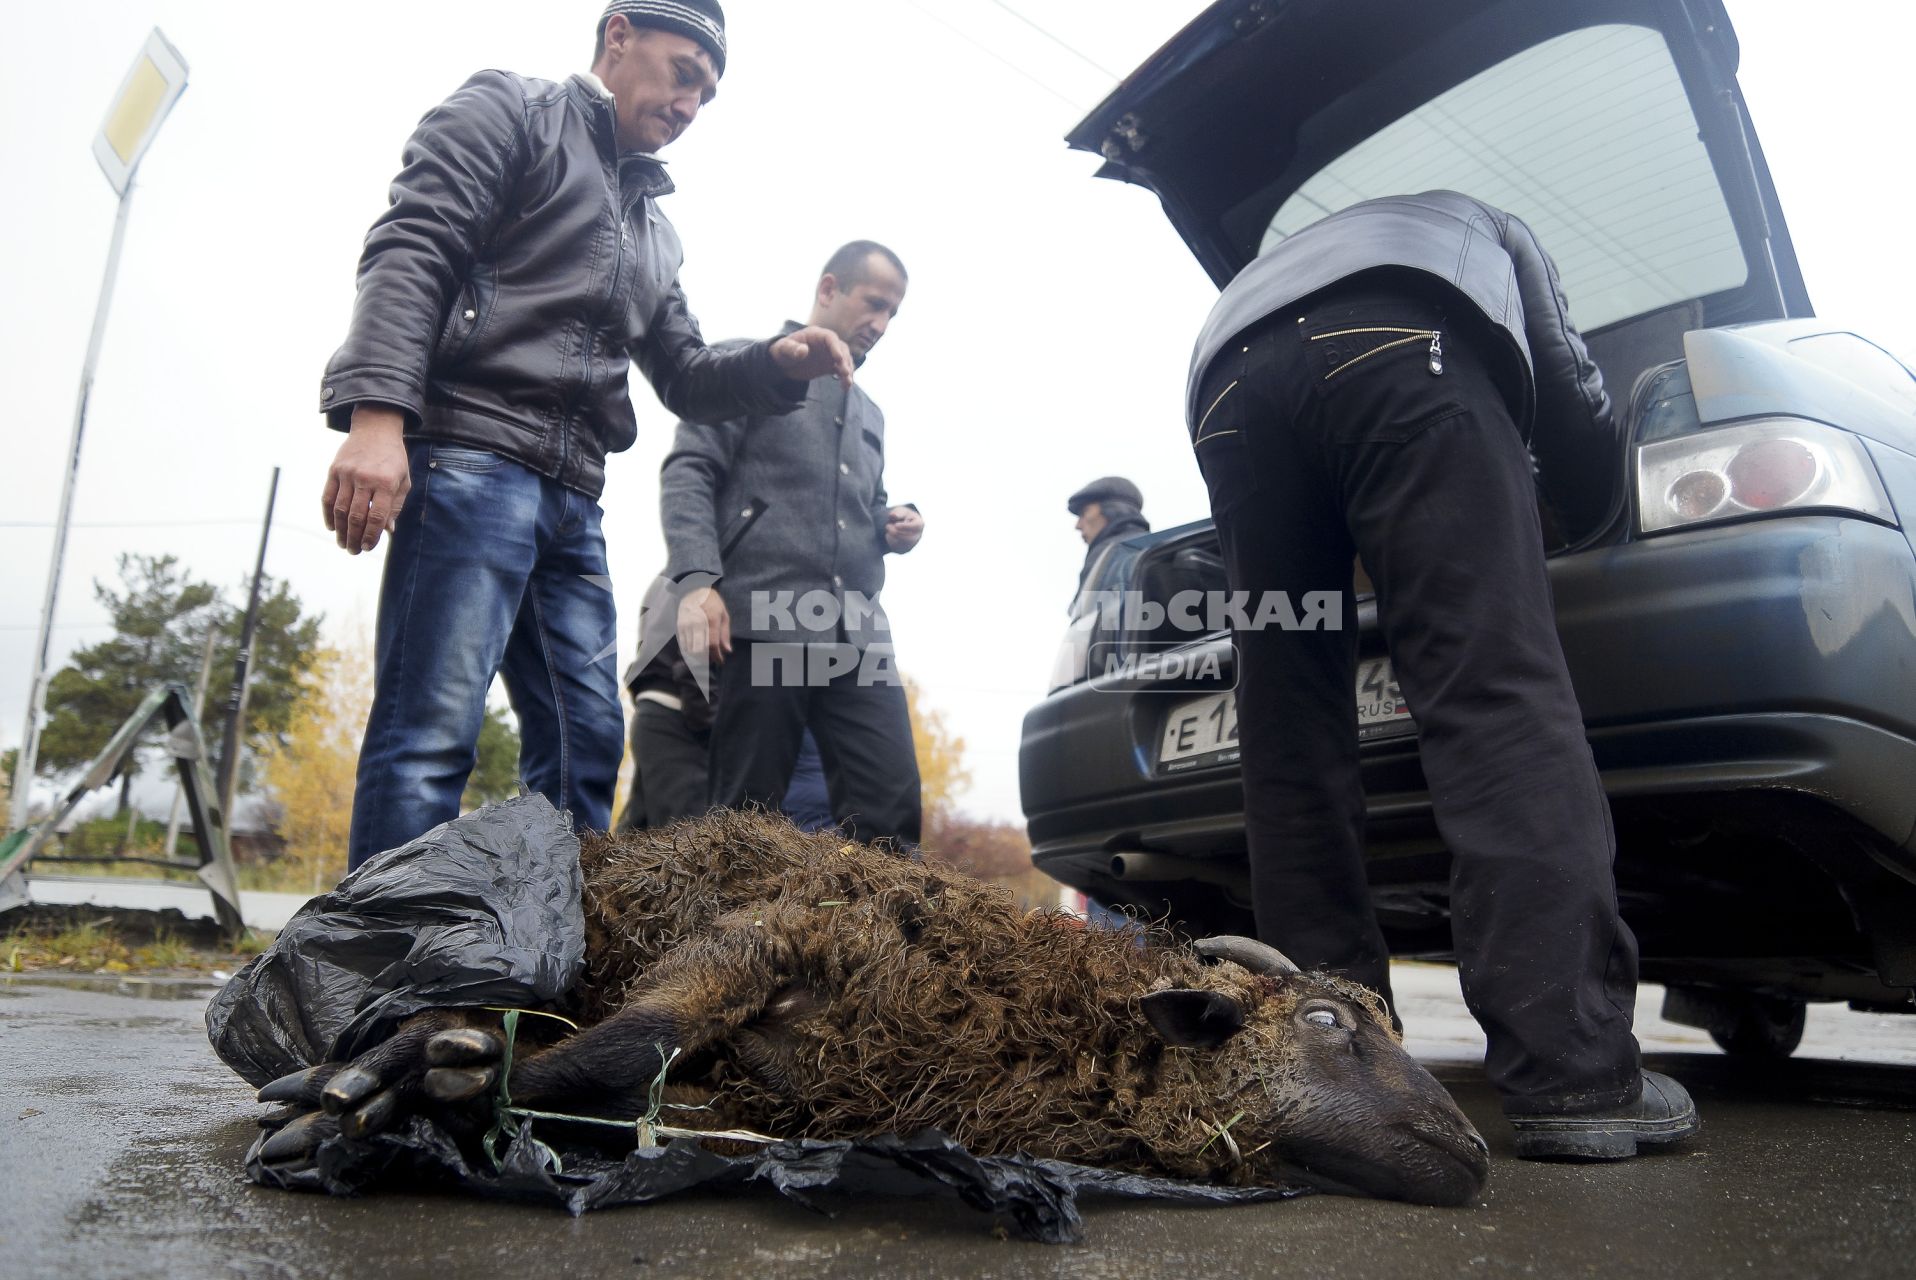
top-left (321, 71), bottom-right (804, 499)
top-left (1187, 191), bottom-right (1612, 449)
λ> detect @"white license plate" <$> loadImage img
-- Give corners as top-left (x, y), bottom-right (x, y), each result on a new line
top-left (1157, 658), bottom-right (1414, 771)
top-left (1159, 691), bottom-right (1240, 771)
top-left (1356, 656), bottom-right (1416, 741)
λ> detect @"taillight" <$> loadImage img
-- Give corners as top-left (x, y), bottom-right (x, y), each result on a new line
top-left (1725, 438), bottom-right (1818, 510)
top-left (1636, 418), bottom-right (1895, 534)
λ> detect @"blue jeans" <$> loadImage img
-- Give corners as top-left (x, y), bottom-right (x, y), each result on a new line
top-left (347, 441), bottom-right (625, 870)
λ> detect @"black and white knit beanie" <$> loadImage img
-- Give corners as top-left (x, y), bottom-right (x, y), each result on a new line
top-left (600, 0), bottom-right (727, 77)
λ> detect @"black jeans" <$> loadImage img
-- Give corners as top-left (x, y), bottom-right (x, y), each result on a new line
top-left (707, 640), bottom-right (922, 845)
top-left (617, 698), bottom-right (710, 832)
top-left (1190, 279), bottom-right (1641, 1111)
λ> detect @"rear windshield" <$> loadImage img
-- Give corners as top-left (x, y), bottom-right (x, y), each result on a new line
top-left (1253, 23), bottom-right (1748, 331)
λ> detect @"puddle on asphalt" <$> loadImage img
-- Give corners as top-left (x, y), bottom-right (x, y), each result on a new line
top-left (0, 973), bottom-right (221, 1002)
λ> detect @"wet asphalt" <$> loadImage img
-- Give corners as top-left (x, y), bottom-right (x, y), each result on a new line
top-left (1, 964), bottom-right (1912, 1280)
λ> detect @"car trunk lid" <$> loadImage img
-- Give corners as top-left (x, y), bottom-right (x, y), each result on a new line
top-left (1067, 0), bottom-right (1809, 333)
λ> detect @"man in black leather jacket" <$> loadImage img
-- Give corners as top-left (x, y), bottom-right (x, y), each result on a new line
top-left (1186, 191), bottom-right (1699, 1160)
top-left (319, 1), bottom-right (854, 870)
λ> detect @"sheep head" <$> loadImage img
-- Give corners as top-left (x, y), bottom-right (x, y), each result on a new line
top-left (1142, 941), bottom-right (1488, 1206)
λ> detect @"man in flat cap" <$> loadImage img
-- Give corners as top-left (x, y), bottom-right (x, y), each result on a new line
top-left (319, 1), bottom-right (856, 870)
top-left (1069, 476), bottom-right (1151, 598)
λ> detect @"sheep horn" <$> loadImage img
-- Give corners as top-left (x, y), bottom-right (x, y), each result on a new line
top-left (1193, 935), bottom-right (1301, 977)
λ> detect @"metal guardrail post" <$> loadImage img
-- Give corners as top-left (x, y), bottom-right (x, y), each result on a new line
top-left (0, 683), bottom-right (244, 937)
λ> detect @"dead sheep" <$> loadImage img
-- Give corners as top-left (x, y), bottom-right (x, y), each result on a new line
top-left (254, 809), bottom-right (1488, 1205)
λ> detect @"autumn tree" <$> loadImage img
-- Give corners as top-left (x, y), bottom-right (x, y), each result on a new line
top-left (900, 678), bottom-right (1047, 903)
top-left (921, 811), bottom-right (1034, 878)
top-left (904, 677), bottom-right (971, 823)
top-left (261, 630), bottom-right (520, 886)
top-left (258, 644), bottom-right (367, 888)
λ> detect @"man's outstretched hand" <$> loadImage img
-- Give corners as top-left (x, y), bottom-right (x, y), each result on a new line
top-left (322, 405), bottom-right (411, 555)
top-left (770, 325), bottom-right (854, 389)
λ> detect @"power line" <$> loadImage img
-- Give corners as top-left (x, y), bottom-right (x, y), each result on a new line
top-left (986, 0), bottom-right (1121, 79)
top-left (0, 516), bottom-right (338, 544)
top-left (0, 518), bottom-right (270, 529)
top-left (0, 621), bottom-right (112, 632)
top-left (897, 0), bottom-right (1081, 108)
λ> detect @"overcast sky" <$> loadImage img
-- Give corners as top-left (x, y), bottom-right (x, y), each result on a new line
top-left (3, 1), bottom-right (1911, 825)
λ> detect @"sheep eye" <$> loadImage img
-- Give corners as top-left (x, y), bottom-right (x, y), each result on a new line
top-left (1304, 1009), bottom-right (1339, 1029)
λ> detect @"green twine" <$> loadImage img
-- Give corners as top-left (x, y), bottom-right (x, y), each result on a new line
top-left (478, 1017), bottom-right (780, 1175)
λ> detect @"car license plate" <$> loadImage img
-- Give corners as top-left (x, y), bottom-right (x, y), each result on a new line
top-left (1158, 658), bottom-right (1414, 772)
top-left (1159, 690), bottom-right (1241, 773)
top-left (1357, 656), bottom-right (1416, 742)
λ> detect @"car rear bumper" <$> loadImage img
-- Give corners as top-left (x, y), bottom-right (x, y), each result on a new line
top-left (1021, 515), bottom-right (1916, 888)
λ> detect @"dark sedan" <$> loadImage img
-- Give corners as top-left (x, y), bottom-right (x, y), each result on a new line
top-left (1020, 0), bottom-right (1916, 1057)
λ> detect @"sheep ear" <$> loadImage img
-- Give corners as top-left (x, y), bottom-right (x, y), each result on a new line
top-left (1141, 989), bottom-right (1247, 1048)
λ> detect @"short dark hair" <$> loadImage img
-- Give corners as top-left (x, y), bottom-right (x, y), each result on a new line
top-left (822, 241), bottom-right (908, 291)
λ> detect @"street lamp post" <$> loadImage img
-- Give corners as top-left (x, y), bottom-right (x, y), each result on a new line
top-left (7, 30), bottom-right (188, 832)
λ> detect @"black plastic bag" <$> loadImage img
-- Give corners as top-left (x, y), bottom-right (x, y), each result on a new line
top-left (242, 1120), bottom-right (1304, 1245)
top-left (206, 794), bottom-right (585, 1087)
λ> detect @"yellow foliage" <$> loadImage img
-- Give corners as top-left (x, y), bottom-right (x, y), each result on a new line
top-left (258, 639), bottom-right (372, 890)
top-left (904, 677), bottom-right (971, 823)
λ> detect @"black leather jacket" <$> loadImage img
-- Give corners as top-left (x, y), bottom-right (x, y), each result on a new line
top-left (1188, 191), bottom-right (1611, 451)
top-left (321, 71), bottom-right (804, 499)
top-left (1077, 509), bottom-right (1150, 597)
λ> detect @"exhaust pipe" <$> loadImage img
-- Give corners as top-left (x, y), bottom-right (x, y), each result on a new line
top-left (1108, 851), bottom-right (1246, 891)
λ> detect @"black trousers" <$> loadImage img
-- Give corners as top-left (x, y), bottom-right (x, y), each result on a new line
top-left (1190, 279), bottom-right (1641, 1111)
top-left (707, 640), bottom-right (922, 845)
top-left (616, 698), bottom-right (710, 832)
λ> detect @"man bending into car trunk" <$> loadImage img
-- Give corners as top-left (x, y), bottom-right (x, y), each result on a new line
top-left (1185, 190), bottom-right (1700, 1159)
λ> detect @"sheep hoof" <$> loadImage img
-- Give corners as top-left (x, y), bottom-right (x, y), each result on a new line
top-left (340, 1088), bottom-right (400, 1139)
top-left (259, 1110), bottom-right (338, 1163)
top-left (424, 1066), bottom-right (498, 1103)
top-left (427, 1028), bottom-right (503, 1066)
top-left (321, 1066), bottom-right (382, 1114)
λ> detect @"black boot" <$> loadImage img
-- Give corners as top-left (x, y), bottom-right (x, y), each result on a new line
top-left (1509, 1071), bottom-right (1700, 1160)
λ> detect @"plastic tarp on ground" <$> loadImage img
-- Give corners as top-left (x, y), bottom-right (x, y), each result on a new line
top-left (207, 796), bottom-right (1305, 1242)
top-left (206, 795), bottom-right (586, 1087)
top-left (243, 1118), bottom-right (1301, 1244)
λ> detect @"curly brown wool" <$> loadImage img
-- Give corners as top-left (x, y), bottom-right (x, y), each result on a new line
top-left (557, 811), bottom-right (1387, 1184)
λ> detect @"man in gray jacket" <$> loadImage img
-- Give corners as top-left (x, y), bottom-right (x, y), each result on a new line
top-left (661, 241), bottom-right (924, 844)
top-left (318, 1), bottom-right (854, 870)
top-left (1186, 191), bottom-right (1697, 1160)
